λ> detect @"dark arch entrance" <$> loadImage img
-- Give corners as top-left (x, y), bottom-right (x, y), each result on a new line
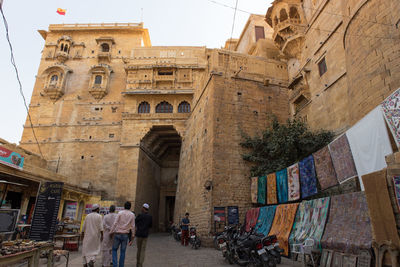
top-left (135, 125), bottom-right (181, 232)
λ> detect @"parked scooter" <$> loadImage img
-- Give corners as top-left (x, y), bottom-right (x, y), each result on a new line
top-left (189, 226), bottom-right (201, 249)
top-left (172, 224), bottom-right (181, 242)
top-left (262, 235), bottom-right (284, 264)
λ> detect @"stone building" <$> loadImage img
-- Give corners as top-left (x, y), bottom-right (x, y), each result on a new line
top-left (20, 23), bottom-right (289, 234)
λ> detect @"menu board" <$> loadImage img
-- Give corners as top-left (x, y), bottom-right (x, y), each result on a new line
top-left (0, 209), bottom-right (20, 233)
top-left (29, 182), bottom-right (63, 241)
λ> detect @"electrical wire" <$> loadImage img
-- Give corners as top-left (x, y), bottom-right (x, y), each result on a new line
top-left (0, 6), bottom-right (44, 158)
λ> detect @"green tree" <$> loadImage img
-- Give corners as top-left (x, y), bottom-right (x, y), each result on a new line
top-left (240, 119), bottom-right (334, 177)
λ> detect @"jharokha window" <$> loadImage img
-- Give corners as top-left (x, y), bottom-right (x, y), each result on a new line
top-left (50, 74), bottom-right (58, 85)
top-left (178, 101), bottom-right (191, 113)
top-left (138, 101), bottom-right (150, 113)
top-left (156, 101), bottom-right (173, 113)
top-left (94, 75), bottom-right (103, 85)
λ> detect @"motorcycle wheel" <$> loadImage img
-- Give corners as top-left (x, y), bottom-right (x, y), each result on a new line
top-left (194, 239), bottom-right (201, 249)
top-left (264, 258), bottom-right (276, 267)
top-left (214, 236), bottom-right (221, 250)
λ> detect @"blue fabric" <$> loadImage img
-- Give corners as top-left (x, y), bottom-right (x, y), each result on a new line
top-left (258, 176), bottom-right (266, 204)
top-left (299, 155), bottom-right (318, 198)
top-left (255, 205), bottom-right (277, 236)
top-left (181, 218), bottom-right (190, 230)
top-left (276, 169), bottom-right (288, 203)
top-left (112, 233), bottom-right (128, 267)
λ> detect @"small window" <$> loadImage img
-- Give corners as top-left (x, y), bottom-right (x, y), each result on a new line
top-left (318, 57), bottom-right (327, 76)
top-left (94, 107), bottom-right (100, 111)
top-left (64, 44), bottom-right (69, 53)
top-left (138, 101), bottom-right (150, 113)
top-left (178, 101), bottom-right (191, 113)
top-left (255, 26), bottom-right (265, 41)
top-left (60, 43), bottom-right (64, 51)
top-left (156, 101), bottom-right (173, 113)
top-left (280, 9), bottom-right (288, 22)
top-left (111, 107), bottom-right (118, 113)
top-left (109, 133), bottom-right (115, 138)
top-left (158, 70), bottom-right (173, 76)
top-left (94, 75), bottom-right (102, 85)
top-left (101, 43), bottom-right (110, 52)
top-left (50, 75), bottom-right (58, 84)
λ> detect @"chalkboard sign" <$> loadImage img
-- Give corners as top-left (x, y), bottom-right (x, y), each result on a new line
top-left (227, 206), bottom-right (239, 225)
top-left (0, 209), bottom-right (20, 233)
top-left (29, 182), bottom-right (63, 241)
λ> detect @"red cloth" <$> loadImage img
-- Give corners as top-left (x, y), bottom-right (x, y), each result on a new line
top-left (245, 208), bottom-right (260, 232)
top-left (181, 230), bottom-right (189, 246)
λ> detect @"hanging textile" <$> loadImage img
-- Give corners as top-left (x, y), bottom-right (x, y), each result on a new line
top-left (257, 176), bottom-right (266, 204)
top-left (276, 169), bottom-right (288, 203)
top-left (251, 177), bottom-right (258, 204)
top-left (289, 197), bottom-right (330, 250)
top-left (267, 173), bottom-right (278, 204)
top-left (328, 134), bottom-right (358, 183)
top-left (245, 208), bottom-right (260, 232)
top-left (268, 203), bottom-right (299, 256)
top-left (381, 87), bottom-right (400, 147)
top-left (287, 163), bottom-right (301, 201)
top-left (393, 176), bottom-right (400, 213)
top-left (320, 192), bottom-right (372, 254)
top-left (299, 155), bottom-right (318, 198)
top-left (255, 205), bottom-right (276, 236)
top-left (347, 106), bottom-right (393, 190)
top-left (313, 146), bottom-right (338, 190)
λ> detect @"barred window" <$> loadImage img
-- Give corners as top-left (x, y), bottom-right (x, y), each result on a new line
top-left (138, 101), bottom-right (150, 113)
top-left (156, 101), bottom-right (173, 113)
top-left (178, 101), bottom-right (191, 113)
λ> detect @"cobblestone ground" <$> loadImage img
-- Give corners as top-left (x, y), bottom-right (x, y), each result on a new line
top-left (48, 233), bottom-right (301, 267)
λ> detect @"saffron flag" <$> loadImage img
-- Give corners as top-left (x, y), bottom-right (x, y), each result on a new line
top-left (57, 8), bottom-right (66, 16)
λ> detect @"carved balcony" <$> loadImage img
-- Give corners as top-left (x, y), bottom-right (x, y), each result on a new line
top-left (97, 51), bottom-right (111, 62)
top-left (44, 85), bottom-right (64, 100)
top-left (89, 85), bottom-right (108, 99)
top-left (55, 51), bottom-right (69, 62)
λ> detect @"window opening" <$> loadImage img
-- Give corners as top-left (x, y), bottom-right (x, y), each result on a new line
top-left (109, 133), bottom-right (114, 138)
top-left (255, 26), bottom-right (265, 41)
top-left (94, 75), bottom-right (102, 85)
top-left (289, 7), bottom-right (300, 19)
top-left (158, 70), bottom-right (173, 75)
top-left (64, 44), bottom-right (69, 53)
top-left (138, 101), bottom-right (150, 113)
top-left (178, 101), bottom-right (190, 113)
top-left (101, 43), bottom-right (110, 52)
top-left (318, 57), bottom-right (327, 76)
top-left (50, 75), bottom-right (58, 85)
top-left (60, 44), bottom-right (64, 51)
top-left (156, 101), bottom-right (173, 113)
top-left (280, 9), bottom-right (288, 22)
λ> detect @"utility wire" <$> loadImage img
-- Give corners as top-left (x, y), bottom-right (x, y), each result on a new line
top-left (0, 6), bottom-right (44, 158)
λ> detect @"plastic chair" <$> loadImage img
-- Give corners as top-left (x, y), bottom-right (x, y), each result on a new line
top-left (291, 238), bottom-right (316, 267)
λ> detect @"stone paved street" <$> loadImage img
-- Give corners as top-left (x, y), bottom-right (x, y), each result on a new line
top-left (46, 233), bottom-right (301, 267)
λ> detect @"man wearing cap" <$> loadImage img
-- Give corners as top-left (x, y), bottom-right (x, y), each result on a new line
top-left (102, 205), bottom-right (117, 267)
top-left (110, 201), bottom-right (135, 267)
top-left (81, 204), bottom-right (103, 267)
top-left (135, 203), bottom-right (153, 267)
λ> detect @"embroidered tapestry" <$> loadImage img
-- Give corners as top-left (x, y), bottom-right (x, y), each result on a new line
top-left (257, 176), bottom-right (266, 204)
top-left (328, 134), bottom-right (358, 183)
top-left (287, 163), bottom-right (301, 201)
top-left (276, 169), bottom-right (288, 203)
top-left (289, 197), bottom-right (330, 250)
top-left (381, 87), bottom-right (400, 147)
top-left (245, 208), bottom-right (260, 232)
top-left (313, 146), bottom-right (338, 190)
top-left (251, 177), bottom-right (258, 204)
top-left (268, 203), bottom-right (299, 256)
top-left (320, 192), bottom-right (372, 254)
top-left (255, 205), bottom-right (276, 236)
top-left (299, 155), bottom-right (318, 198)
top-left (267, 173), bottom-right (278, 204)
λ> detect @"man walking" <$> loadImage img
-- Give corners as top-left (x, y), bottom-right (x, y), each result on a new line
top-left (135, 203), bottom-right (152, 267)
top-left (181, 212), bottom-right (190, 246)
top-left (81, 204), bottom-right (103, 267)
top-left (110, 201), bottom-right (135, 267)
top-left (102, 205), bottom-right (117, 267)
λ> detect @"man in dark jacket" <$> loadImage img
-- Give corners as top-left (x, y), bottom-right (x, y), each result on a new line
top-left (135, 203), bottom-right (152, 267)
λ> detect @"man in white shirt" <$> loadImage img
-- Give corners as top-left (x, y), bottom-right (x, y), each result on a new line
top-left (110, 201), bottom-right (135, 267)
top-left (81, 204), bottom-right (103, 267)
top-left (102, 205), bottom-right (117, 267)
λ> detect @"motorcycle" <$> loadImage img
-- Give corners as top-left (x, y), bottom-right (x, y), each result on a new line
top-left (172, 225), bottom-right (181, 242)
top-left (189, 226), bottom-right (201, 249)
top-left (262, 235), bottom-right (283, 264)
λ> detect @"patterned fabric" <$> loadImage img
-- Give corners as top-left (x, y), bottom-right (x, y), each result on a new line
top-left (381, 88), bottom-right (400, 147)
top-left (328, 134), bottom-right (358, 183)
top-left (299, 155), bottom-right (318, 198)
top-left (257, 176), bottom-right (266, 204)
top-left (251, 177), bottom-right (258, 204)
top-left (268, 203), bottom-right (299, 256)
top-left (289, 197), bottom-right (330, 250)
top-left (393, 176), bottom-right (400, 212)
top-left (321, 192), bottom-right (372, 254)
top-left (255, 205), bottom-right (276, 236)
top-left (245, 208), bottom-right (260, 232)
top-left (267, 173), bottom-right (278, 204)
top-left (287, 163), bottom-right (301, 201)
top-left (276, 169), bottom-right (288, 203)
top-left (313, 146), bottom-right (339, 190)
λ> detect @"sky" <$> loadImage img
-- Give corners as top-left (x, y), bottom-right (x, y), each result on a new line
top-left (0, 0), bottom-right (272, 144)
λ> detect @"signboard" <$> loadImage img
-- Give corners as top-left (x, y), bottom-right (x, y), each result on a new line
top-left (99, 206), bottom-right (124, 215)
top-left (0, 209), bottom-right (20, 234)
top-left (29, 182), bottom-right (63, 241)
top-left (227, 206), bottom-right (239, 225)
top-left (214, 207), bottom-right (226, 222)
top-left (0, 146), bottom-right (24, 170)
top-left (64, 202), bottom-right (77, 220)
